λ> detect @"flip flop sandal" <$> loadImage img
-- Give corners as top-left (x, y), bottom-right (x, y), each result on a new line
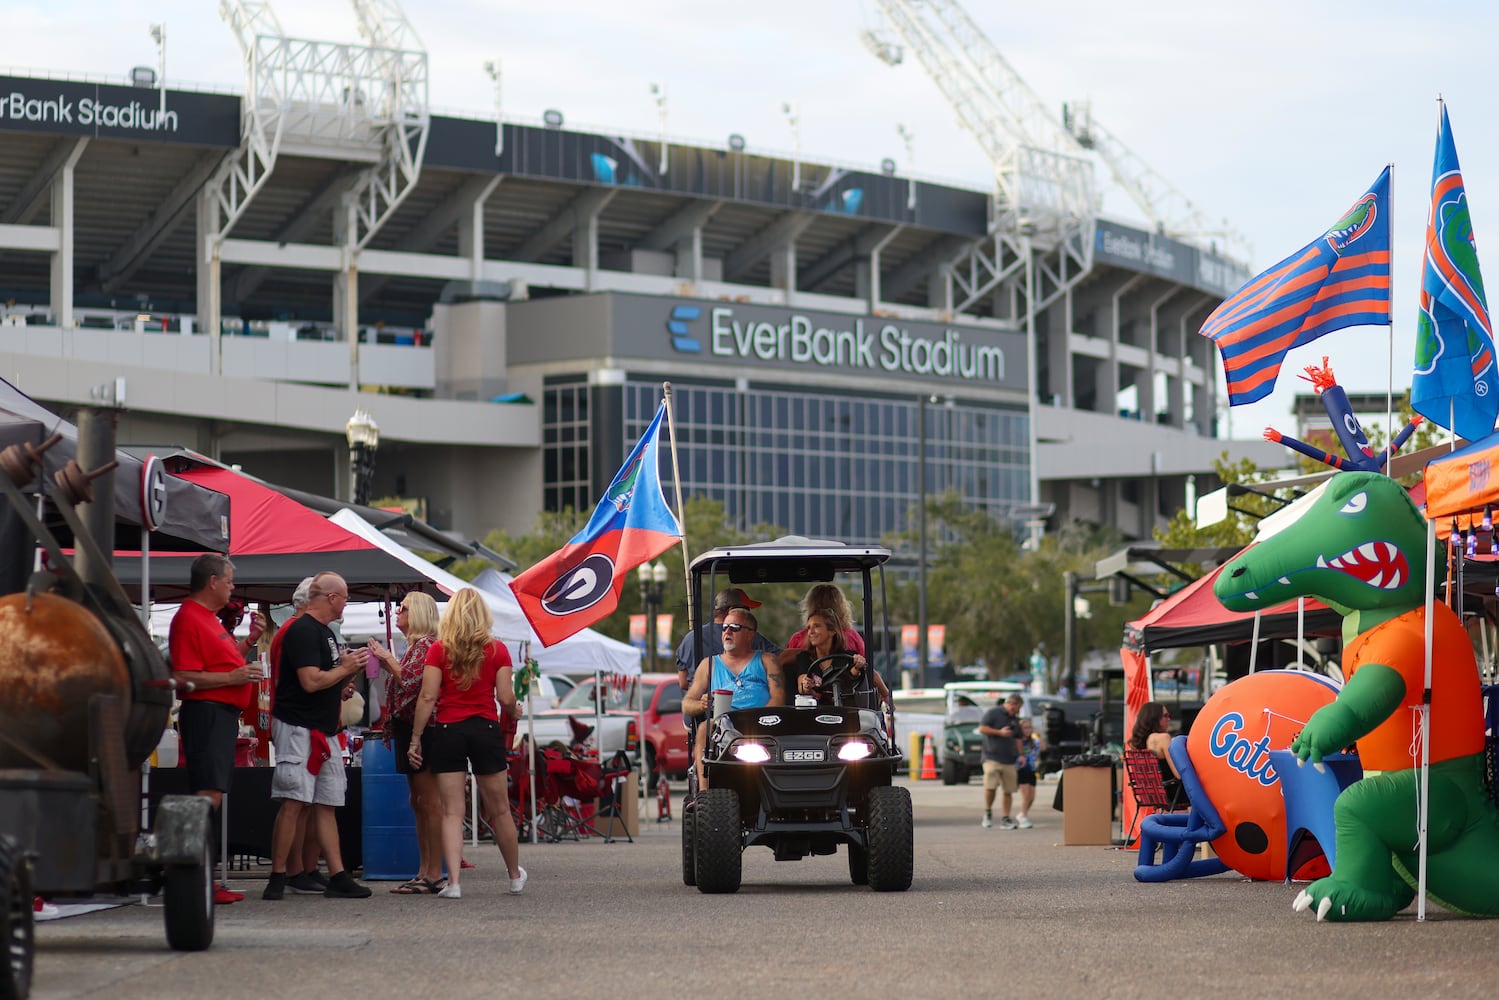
top-left (390, 879), bottom-right (427, 894)
top-left (426, 877), bottom-right (447, 893)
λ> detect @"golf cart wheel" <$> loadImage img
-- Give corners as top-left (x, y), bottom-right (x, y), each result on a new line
top-left (163, 827), bottom-right (215, 952)
top-left (681, 799), bottom-right (697, 886)
top-left (0, 834), bottom-right (34, 1000)
top-left (865, 785), bottom-right (913, 892)
top-left (694, 788), bottom-right (742, 894)
top-left (940, 757), bottom-right (960, 785)
top-left (847, 843), bottom-right (869, 885)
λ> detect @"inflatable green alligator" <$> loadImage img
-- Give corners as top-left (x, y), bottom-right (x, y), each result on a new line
top-left (1214, 471), bottom-right (1499, 921)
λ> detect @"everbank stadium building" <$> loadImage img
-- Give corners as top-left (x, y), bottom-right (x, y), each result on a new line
top-left (0, 41), bottom-right (1280, 551)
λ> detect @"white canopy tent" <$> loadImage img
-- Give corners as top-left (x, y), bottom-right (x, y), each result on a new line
top-left (328, 509), bottom-right (641, 676)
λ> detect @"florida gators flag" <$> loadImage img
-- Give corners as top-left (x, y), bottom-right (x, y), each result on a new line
top-left (1412, 104), bottom-right (1497, 442)
top-left (1200, 167), bottom-right (1392, 405)
top-left (510, 403), bottom-right (681, 646)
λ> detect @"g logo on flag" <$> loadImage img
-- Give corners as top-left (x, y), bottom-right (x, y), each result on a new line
top-left (540, 553), bottom-right (616, 616)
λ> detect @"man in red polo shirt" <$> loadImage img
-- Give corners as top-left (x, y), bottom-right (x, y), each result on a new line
top-left (169, 553), bottom-right (266, 905)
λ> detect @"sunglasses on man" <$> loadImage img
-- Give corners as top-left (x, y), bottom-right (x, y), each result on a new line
top-left (721, 623), bottom-right (753, 634)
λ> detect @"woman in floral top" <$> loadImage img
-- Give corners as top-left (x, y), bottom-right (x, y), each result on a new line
top-left (368, 591), bottom-right (443, 892)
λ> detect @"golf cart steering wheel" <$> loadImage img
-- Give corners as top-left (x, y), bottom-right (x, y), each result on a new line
top-left (807, 653), bottom-right (856, 691)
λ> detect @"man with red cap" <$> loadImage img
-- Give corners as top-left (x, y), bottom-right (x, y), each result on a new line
top-left (674, 587), bottom-right (778, 691)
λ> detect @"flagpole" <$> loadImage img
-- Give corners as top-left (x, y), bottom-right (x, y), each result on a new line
top-left (661, 381), bottom-right (695, 645)
top-left (1385, 161), bottom-right (1395, 473)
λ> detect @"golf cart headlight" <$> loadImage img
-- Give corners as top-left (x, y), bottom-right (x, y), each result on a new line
top-left (731, 741), bottom-right (772, 763)
top-left (837, 740), bottom-right (873, 761)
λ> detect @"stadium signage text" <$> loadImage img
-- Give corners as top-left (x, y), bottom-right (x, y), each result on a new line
top-left (707, 306), bottom-right (1005, 382)
top-left (1, 91), bottom-right (179, 133)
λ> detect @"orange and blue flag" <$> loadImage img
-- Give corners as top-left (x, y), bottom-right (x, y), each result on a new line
top-left (510, 402), bottom-right (681, 646)
top-left (1201, 167), bottom-right (1392, 406)
top-left (1412, 104), bottom-right (1496, 443)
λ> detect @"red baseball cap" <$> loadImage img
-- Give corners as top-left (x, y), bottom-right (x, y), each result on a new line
top-left (713, 587), bottom-right (761, 610)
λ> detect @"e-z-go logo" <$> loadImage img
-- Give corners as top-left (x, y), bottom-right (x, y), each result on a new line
top-left (662, 304), bottom-right (1005, 382)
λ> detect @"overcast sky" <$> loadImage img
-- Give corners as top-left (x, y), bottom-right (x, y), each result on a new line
top-left (12, 0), bottom-right (1499, 441)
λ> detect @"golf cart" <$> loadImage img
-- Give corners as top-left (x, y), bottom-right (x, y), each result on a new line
top-left (681, 537), bottom-right (913, 894)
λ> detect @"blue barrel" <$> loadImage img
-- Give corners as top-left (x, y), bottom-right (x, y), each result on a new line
top-left (360, 736), bottom-right (419, 880)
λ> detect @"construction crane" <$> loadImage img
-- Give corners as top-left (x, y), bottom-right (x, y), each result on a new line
top-left (860, 0), bottom-right (1095, 240)
top-left (1062, 100), bottom-right (1250, 261)
top-left (863, 0), bottom-right (1246, 263)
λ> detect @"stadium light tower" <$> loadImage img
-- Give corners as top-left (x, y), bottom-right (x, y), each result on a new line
top-left (483, 59), bottom-right (502, 157)
top-left (148, 22), bottom-right (166, 120)
top-left (896, 122), bottom-right (916, 210)
top-left (782, 101), bottom-right (800, 193)
top-left (650, 82), bottom-right (668, 174)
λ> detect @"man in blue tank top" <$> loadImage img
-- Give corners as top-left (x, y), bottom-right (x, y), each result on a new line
top-left (682, 607), bottom-right (785, 784)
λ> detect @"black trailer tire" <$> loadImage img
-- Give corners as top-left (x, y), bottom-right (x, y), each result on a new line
top-left (847, 843), bottom-right (869, 885)
top-left (940, 757), bottom-right (961, 785)
top-left (865, 785), bottom-right (913, 892)
top-left (0, 834), bottom-right (34, 1000)
top-left (163, 830), bottom-right (215, 952)
top-left (693, 788), bottom-right (742, 894)
top-left (681, 800), bottom-right (697, 886)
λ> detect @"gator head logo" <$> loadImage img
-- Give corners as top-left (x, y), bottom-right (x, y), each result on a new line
top-left (1215, 472), bottom-right (1427, 616)
top-left (666, 305), bottom-right (702, 353)
top-left (1323, 192), bottom-right (1378, 252)
top-left (1413, 172), bottom-right (1493, 385)
top-left (605, 453), bottom-right (643, 513)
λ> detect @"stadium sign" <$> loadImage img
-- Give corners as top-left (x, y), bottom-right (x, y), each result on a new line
top-left (1093, 219), bottom-right (1251, 298)
top-left (607, 295), bottom-right (1026, 389)
top-left (0, 76), bottom-right (240, 147)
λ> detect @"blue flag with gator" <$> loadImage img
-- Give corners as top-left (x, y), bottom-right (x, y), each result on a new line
top-left (1412, 103), bottom-right (1497, 443)
top-left (511, 402), bottom-right (682, 646)
top-left (1200, 167), bottom-right (1392, 406)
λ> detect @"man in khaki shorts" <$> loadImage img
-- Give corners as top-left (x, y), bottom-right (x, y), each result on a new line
top-left (978, 693), bottom-right (1026, 829)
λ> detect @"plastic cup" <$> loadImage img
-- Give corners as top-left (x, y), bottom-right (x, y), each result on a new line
top-left (712, 689), bottom-right (733, 716)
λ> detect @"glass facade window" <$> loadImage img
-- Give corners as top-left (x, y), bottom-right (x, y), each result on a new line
top-left (541, 377), bottom-right (1030, 544)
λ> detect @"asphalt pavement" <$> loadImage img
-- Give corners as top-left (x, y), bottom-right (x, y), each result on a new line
top-left (27, 774), bottom-right (1499, 999)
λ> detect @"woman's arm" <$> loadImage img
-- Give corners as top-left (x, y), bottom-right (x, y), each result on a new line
top-left (763, 653), bottom-right (786, 705)
top-left (683, 660), bottom-right (711, 716)
top-left (407, 664), bottom-right (442, 766)
top-left (494, 662), bottom-right (518, 717)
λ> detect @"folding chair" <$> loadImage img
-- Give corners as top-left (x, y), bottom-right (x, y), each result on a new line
top-left (594, 750), bottom-right (635, 844)
top-left (1122, 748), bottom-right (1185, 845)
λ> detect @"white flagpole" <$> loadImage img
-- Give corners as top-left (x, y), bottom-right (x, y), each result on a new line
top-left (662, 382), bottom-right (692, 641)
top-left (1385, 161), bottom-right (1395, 470)
top-left (1418, 514), bottom-right (1435, 921)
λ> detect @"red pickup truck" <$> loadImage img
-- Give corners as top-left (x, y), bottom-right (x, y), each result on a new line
top-left (639, 673), bottom-right (688, 784)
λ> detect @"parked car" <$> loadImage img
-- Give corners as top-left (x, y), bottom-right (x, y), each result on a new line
top-left (518, 672), bottom-right (575, 712)
top-left (891, 688), bottom-right (946, 765)
top-left (639, 674), bottom-right (688, 784)
top-left (522, 674), bottom-right (644, 767)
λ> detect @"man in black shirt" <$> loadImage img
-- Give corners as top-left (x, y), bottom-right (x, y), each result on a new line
top-left (977, 694), bottom-right (1024, 830)
top-left (263, 571), bottom-right (372, 900)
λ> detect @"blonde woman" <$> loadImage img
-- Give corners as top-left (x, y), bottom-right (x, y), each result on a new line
top-left (784, 583), bottom-right (866, 656)
top-left (407, 589), bottom-right (525, 900)
top-left (367, 591), bottom-right (444, 893)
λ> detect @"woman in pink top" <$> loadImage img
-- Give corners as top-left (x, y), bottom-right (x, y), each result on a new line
top-left (408, 588), bottom-right (525, 900)
top-left (784, 583), bottom-right (866, 655)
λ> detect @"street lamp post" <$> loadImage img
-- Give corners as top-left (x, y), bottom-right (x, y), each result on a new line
top-left (345, 407), bottom-right (380, 505)
top-left (638, 561), bottom-right (668, 672)
top-left (482, 59), bottom-right (502, 157)
top-left (781, 101), bottom-right (800, 193)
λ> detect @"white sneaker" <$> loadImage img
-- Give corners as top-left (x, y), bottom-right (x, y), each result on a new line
top-left (509, 866), bottom-right (528, 894)
top-left (437, 883), bottom-right (462, 899)
top-left (1016, 814), bottom-right (1034, 829)
top-left (981, 813), bottom-right (993, 829)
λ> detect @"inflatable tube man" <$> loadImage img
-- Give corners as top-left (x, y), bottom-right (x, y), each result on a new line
top-left (1214, 471), bottom-right (1499, 921)
top-left (1262, 359), bottom-right (1421, 472)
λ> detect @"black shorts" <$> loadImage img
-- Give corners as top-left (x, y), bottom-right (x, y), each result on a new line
top-left (178, 699), bottom-right (239, 794)
top-left (388, 718), bottom-right (429, 776)
top-left (426, 716), bottom-right (509, 776)
top-left (1016, 766), bottom-right (1037, 787)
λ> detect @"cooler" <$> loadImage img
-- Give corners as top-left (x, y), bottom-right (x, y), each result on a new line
top-left (360, 735), bottom-right (418, 879)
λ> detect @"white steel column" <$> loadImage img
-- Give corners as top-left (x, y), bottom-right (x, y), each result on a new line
top-left (334, 195), bottom-right (360, 391)
top-left (196, 187), bottom-right (223, 370)
top-left (48, 143), bottom-right (86, 330)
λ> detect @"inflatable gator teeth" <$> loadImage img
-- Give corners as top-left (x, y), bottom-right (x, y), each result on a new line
top-left (1215, 470), bottom-right (1499, 921)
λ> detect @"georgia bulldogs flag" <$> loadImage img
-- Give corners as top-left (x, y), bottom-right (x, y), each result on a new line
top-left (510, 402), bottom-right (681, 646)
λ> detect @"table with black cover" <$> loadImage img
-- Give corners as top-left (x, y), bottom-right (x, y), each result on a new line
top-left (147, 766), bottom-right (362, 870)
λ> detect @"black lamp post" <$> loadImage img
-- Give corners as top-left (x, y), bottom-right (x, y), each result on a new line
top-left (637, 561), bottom-right (667, 672)
top-left (345, 407), bottom-right (379, 505)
